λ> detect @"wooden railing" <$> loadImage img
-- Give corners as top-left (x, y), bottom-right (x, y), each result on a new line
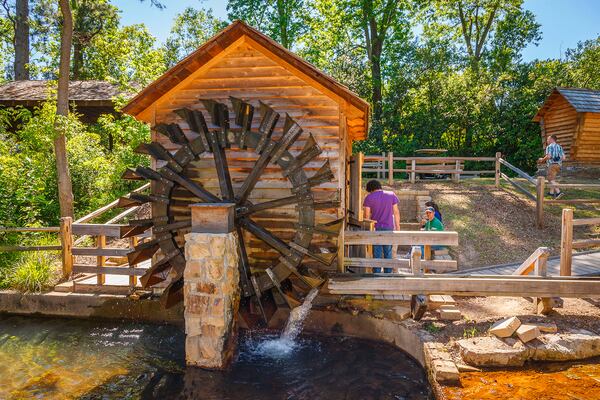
top-left (0, 184), bottom-right (151, 288)
top-left (0, 218), bottom-right (74, 278)
top-left (343, 230), bottom-right (459, 273)
top-left (560, 208), bottom-right (600, 276)
top-left (498, 159), bottom-right (600, 229)
top-left (361, 152), bottom-right (501, 185)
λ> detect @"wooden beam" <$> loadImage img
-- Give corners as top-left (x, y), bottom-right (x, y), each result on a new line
top-left (343, 230), bottom-right (458, 246)
top-left (328, 275), bottom-right (600, 298)
top-left (72, 224), bottom-right (132, 238)
top-left (536, 176), bottom-right (545, 229)
top-left (573, 217), bottom-right (600, 227)
top-left (72, 248), bottom-right (132, 257)
top-left (73, 264), bottom-right (147, 276)
top-left (513, 247), bottom-right (549, 276)
top-left (75, 183), bottom-right (150, 223)
top-left (344, 257), bottom-right (458, 272)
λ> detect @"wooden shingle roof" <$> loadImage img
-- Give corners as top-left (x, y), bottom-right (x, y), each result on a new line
top-left (533, 87), bottom-right (600, 121)
top-left (0, 80), bottom-right (124, 106)
top-left (122, 20), bottom-right (370, 140)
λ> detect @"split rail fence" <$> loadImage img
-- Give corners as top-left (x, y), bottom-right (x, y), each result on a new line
top-left (353, 151), bottom-right (600, 229)
top-left (0, 183), bottom-right (151, 293)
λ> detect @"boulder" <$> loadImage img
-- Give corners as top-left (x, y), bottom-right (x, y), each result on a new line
top-left (458, 336), bottom-right (528, 367)
top-left (458, 332), bottom-right (600, 367)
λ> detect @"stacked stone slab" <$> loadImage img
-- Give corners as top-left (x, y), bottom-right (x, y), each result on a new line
top-left (184, 232), bottom-right (240, 369)
top-left (393, 190), bottom-right (431, 222)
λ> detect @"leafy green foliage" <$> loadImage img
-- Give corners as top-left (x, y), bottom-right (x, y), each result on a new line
top-left (164, 7), bottom-right (226, 68)
top-left (0, 100), bottom-right (150, 228)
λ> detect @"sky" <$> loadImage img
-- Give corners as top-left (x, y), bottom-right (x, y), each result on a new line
top-left (113, 0), bottom-right (600, 62)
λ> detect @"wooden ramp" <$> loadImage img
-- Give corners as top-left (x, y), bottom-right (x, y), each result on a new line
top-left (451, 251), bottom-right (600, 277)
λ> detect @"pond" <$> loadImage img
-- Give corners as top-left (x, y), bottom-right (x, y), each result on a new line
top-left (0, 315), bottom-right (431, 400)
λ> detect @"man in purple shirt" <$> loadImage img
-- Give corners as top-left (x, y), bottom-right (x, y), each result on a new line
top-left (363, 180), bottom-right (401, 273)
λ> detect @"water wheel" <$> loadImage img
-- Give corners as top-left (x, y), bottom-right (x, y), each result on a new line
top-left (118, 98), bottom-right (342, 313)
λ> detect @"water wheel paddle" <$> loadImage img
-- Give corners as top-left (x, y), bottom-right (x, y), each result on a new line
top-left (119, 98), bottom-right (342, 309)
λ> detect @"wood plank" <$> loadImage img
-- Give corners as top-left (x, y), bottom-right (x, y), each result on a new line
top-left (0, 245), bottom-right (62, 252)
top-left (573, 217), bottom-right (600, 226)
top-left (344, 257), bottom-right (458, 272)
top-left (72, 248), bottom-right (132, 257)
top-left (0, 226), bottom-right (60, 232)
top-left (573, 239), bottom-right (600, 249)
top-left (73, 264), bottom-right (147, 276)
top-left (343, 230), bottom-right (458, 246)
top-left (72, 224), bottom-right (131, 238)
top-left (327, 275), bottom-right (600, 297)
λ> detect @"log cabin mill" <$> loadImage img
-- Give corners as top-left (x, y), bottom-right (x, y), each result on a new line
top-left (0, 80), bottom-right (126, 123)
top-left (533, 87), bottom-right (600, 177)
top-left (120, 20), bottom-right (369, 307)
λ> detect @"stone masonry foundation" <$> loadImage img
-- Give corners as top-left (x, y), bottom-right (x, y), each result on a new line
top-left (183, 231), bottom-right (240, 369)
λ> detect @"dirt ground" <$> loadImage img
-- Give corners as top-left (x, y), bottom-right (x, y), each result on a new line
top-left (385, 179), bottom-right (599, 269)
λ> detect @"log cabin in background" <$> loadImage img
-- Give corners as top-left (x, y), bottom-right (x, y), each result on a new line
top-left (121, 20), bottom-right (369, 304)
top-left (534, 87), bottom-right (600, 178)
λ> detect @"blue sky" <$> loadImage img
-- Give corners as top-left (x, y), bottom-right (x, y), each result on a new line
top-left (113, 0), bottom-right (600, 62)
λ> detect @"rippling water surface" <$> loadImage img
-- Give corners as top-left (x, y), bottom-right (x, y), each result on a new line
top-left (0, 315), bottom-right (431, 400)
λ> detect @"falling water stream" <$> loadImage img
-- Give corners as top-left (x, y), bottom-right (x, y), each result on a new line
top-left (254, 287), bottom-right (319, 357)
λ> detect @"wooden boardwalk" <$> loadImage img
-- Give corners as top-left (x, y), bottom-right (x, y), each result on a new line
top-left (452, 250), bottom-right (600, 277)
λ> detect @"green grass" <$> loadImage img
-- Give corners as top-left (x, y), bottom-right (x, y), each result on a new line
top-left (0, 234), bottom-right (61, 292)
top-left (7, 251), bottom-right (60, 292)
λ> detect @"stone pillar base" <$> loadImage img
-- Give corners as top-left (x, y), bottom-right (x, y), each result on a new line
top-left (184, 231), bottom-right (240, 369)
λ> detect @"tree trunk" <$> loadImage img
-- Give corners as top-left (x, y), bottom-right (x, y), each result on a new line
top-left (370, 43), bottom-right (383, 124)
top-left (55, 0), bottom-right (74, 218)
top-left (72, 40), bottom-right (82, 80)
top-left (14, 0), bottom-right (29, 80)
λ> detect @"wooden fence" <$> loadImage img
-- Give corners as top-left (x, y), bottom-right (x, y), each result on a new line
top-left (361, 152), bottom-right (501, 185)
top-left (560, 208), bottom-right (600, 276)
top-left (499, 159), bottom-right (600, 228)
top-left (343, 230), bottom-right (459, 273)
top-left (0, 184), bottom-right (151, 292)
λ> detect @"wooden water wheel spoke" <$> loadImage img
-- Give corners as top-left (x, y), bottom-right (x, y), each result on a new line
top-left (237, 193), bottom-right (311, 216)
top-left (121, 98), bottom-right (339, 308)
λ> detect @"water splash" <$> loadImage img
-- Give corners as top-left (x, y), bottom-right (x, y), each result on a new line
top-left (254, 288), bottom-right (319, 357)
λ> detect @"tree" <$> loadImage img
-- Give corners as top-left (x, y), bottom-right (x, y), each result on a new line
top-left (227, 0), bottom-right (309, 49)
top-left (164, 7), bottom-right (225, 68)
top-left (71, 0), bottom-right (119, 80)
top-left (1, 0), bottom-right (30, 79)
top-left (54, 0), bottom-right (74, 218)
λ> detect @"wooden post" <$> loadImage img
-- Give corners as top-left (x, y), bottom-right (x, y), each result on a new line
top-left (495, 152), bottom-right (501, 188)
top-left (536, 176), bottom-right (545, 229)
top-left (410, 246), bottom-right (423, 276)
top-left (97, 235), bottom-right (106, 285)
top-left (535, 247), bottom-right (553, 314)
top-left (129, 236), bottom-right (138, 287)
top-left (59, 216), bottom-right (73, 278)
top-left (453, 160), bottom-right (460, 182)
top-left (409, 246), bottom-right (427, 320)
top-left (560, 208), bottom-right (574, 276)
top-left (410, 159), bottom-right (416, 184)
top-left (423, 245), bottom-right (432, 261)
top-left (387, 151), bottom-right (394, 185)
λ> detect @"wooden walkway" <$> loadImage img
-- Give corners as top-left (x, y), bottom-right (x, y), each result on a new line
top-left (451, 250), bottom-right (600, 277)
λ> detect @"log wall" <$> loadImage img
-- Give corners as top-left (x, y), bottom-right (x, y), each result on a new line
top-left (541, 96), bottom-right (576, 159)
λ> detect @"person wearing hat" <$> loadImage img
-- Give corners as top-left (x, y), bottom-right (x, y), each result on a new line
top-left (420, 206), bottom-right (445, 258)
top-left (423, 206), bottom-right (444, 232)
